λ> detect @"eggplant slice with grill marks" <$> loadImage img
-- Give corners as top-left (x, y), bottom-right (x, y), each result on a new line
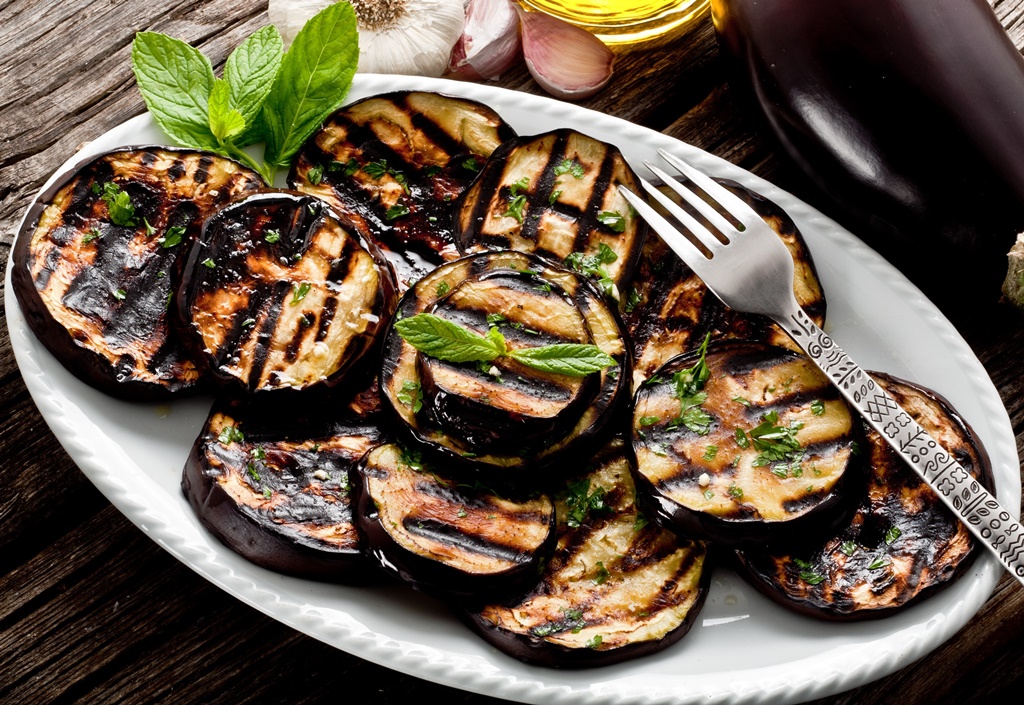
top-left (623, 180), bottom-right (825, 383)
top-left (352, 443), bottom-right (556, 603)
top-left (12, 147), bottom-right (263, 399)
top-left (454, 128), bottom-right (648, 299)
top-left (734, 373), bottom-right (995, 620)
top-left (289, 91), bottom-right (517, 291)
top-left (182, 396), bottom-right (386, 581)
top-left (380, 250), bottom-right (630, 484)
top-left (177, 192), bottom-right (396, 394)
top-left (631, 341), bottom-right (861, 545)
top-left (463, 439), bottom-right (711, 668)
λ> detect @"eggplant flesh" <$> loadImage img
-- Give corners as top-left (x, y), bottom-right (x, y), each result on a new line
top-left (418, 270), bottom-right (599, 455)
top-left (181, 397), bottom-right (385, 581)
top-left (733, 372), bottom-right (995, 620)
top-left (178, 192), bottom-right (396, 394)
top-left (353, 443), bottom-right (556, 603)
top-left (463, 439), bottom-right (710, 668)
top-left (379, 250), bottom-right (629, 483)
top-left (631, 342), bottom-right (859, 545)
top-left (623, 180), bottom-right (825, 384)
top-left (454, 128), bottom-right (647, 298)
top-left (289, 91), bottom-right (517, 290)
top-left (12, 147), bottom-right (263, 398)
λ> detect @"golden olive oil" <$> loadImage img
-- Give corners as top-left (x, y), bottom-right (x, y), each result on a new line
top-left (520, 0), bottom-right (710, 44)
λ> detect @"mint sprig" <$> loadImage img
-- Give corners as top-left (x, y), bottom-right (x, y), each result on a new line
top-left (130, 3), bottom-right (356, 184)
top-left (395, 313), bottom-right (615, 378)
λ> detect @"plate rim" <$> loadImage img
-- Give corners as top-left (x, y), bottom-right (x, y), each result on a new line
top-left (4, 72), bottom-right (1019, 705)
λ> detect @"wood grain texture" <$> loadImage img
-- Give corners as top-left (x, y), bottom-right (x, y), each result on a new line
top-left (2, 1), bottom-right (1023, 703)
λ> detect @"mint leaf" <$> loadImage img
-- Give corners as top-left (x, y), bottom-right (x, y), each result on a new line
top-left (223, 24), bottom-right (283, 142)
top-left (263, 2), bottom-right (358, 169)
top-left (131, 32), bottom-right (218, 151)
top-left (509, 344), bottom-right (615, 377)
top-left (208, 79), bottom-right (246, 143)
top-left (395, 313), bottom-right (504, 364)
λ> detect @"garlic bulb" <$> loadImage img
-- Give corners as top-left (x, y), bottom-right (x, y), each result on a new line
top-left (267, 0), bottom-right (466, 77)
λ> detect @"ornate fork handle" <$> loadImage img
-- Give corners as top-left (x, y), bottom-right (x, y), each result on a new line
top-left (784, 305), bottom-right (1024, 579)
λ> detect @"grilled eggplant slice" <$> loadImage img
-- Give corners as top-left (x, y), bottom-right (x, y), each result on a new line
top-left (734, 373), bottom-right (994, 620)
top-left (454, 129), bottom-right (647, 298)
top-left (12, 147), bottom-right (262, 398)
top-left (380, 250), bottom-right (629, 483)
top-left (289, 91), bottom-right (516, 290)
top-left (464, 440), bottom-right (710, 668)
top-left (623, 181), bottom-right (825, 382)
top-left (353, 443), bottom-right (556, 603)
top-left (177, 192), bottom-right (396, 394)
top-left (182, 397), bottom-right (385, 581)
top-left (631, 341), bottom-right (860, 545)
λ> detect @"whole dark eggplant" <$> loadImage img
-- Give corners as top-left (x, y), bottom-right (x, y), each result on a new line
top-left (711, 0), bottom-right (1024, 296)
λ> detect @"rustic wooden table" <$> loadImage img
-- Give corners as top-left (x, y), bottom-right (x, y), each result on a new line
top-left (3, 1), bottom-right (1024, 703)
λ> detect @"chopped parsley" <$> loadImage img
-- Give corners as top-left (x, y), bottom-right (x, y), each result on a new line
top-left (143, 218), bottom-right (156, 237)
top-left (666, 333), bottom-right (712, 435)
top-left (423, 164), bottom-right (443, 177)
top-left (291, 282), bottom-right (312, 305)
top-left (624, 286), bottom-right (641, 313)
top-left (509, 177), bottom-right (530, 197)
top-left (811, 399), bottom-right (825, 415)
top-left (112, 288), bottom-right (126, 301)
top-left (218, 425), bottom-right (245, 445)
top-left (638, 415), bottom-right (660, 427)
top-left (867, 555), bottom-right (892, 571)
top-left (201, 258), bottom-right (216, 269)
top-left (592, 561), bottom-right (610, 585)
top-left (733, 396), bottom-right (752, 408)
top-left (399, 445), bottom-right (424, 472)
top-left (564, 478), bottom-right (610, 528)
top-left (884, 525), bottom-right (902, 545)
top-left (839, 541), bottom-right (858, 557)
top-left (462, 157), bottom-right (481, 172)
top-left (703, 445), bottom-right (718, 461)
top-left (503, 194), bottom-right (527, 222)
top-left (160, 225), bottom-right (185, 248)
top-left (100, 181), bottom-right (137, 227)
top-left (436, 280), bottom-right (450, 297)
top-left (745, 410), bottom-right (804, 471)
top-left (564, 243), bottom-right (617, 298)
top-left (385, 201), bottom-right (411, 221)
top-left (397, 380), bottom-right (423, 414)
top-left (82, 228), bottom-right (102, 244)
top-left (307, 164), bottom-right (324, 185)
top-left (362, 159), bottom-right (390, 178)
top-left (727, 484), bottom-right (744, 499)
top-left (548, 188), bottom-right (562, 205)
top-left (553, 159), bottom-right (585, 179)
top-left (264, 229), bottom-right (281, 244)
top-left (792, 558), bottom-right (826, 585)
top-left (597, 210), bottom-right (626, 233)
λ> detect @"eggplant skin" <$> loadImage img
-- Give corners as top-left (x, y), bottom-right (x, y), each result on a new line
top-left (734, 372), bottom-right (995, 620)
top-left (181, 397), bottom-right (385, 582)
top-left (12, 147), bottom-right (263, 399)
top-left (289, 90), bottom-right (517, 291)
top-left (623, 180), bottom-right (825, 383)
top-left (454, 128), bottom-right (648, 296)
top-left (631, 341), bottom-right (861, 546)
top-left (178, 191), bottom-right (396, 394)
top-left (462, 439), bottom-right (711, 669)
top-left (379, 250), bottom-right (630, 484)
top-left (352, 443), bottom-right (556, 604)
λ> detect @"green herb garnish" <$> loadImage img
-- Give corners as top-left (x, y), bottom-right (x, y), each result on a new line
top-left (100, 182), bottom-right (137, 227)
top-left (504, 194), bottom-right (527, 223)
top-left (565, 478), bottom-right (610, 528)
top-left (397, 380), bottom-right (423, 414)
top-left (385, 202), bottom-right (411, 221)
top-left (665, 333), bottom-right (712, 435)
top-left (112, 288), bottom-right (127, 301)
top-left (810, 399), bottom-right (825, 416)
top-left (597, 210), bottom-right (626, 233)
top-left (82, 229), bottom-right (102, 244)
top-left (160, 225), bottom-right (185, 248)
top-left (395, 312), bottom-right (614, 378)
top-left (307, 163), bottom-right (324, 185)
top-left (792, 558), bottom-right (826, 585)
top-left (218, 425), bottom-right (245, 445)
top-left (553, 159), bottom-right (585, 179)
top-left (264, 229), bottom-right (281, 243)
top-left (291, 281), bottom-right (311, 305)
top-left (564, 243), bottom-right (618, 298)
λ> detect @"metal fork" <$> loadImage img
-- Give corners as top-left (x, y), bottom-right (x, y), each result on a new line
top-left (618, 149), bottom-right (1024, 587)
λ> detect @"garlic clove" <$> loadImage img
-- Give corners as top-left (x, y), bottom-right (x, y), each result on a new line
top-left (447, 0), bottom-right (523, 81)
top-left (516, 6), bottom-right (614, 100)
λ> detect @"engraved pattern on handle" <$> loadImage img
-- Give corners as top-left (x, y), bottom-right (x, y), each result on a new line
top-left (785, 307), bottom-right (1024, 579)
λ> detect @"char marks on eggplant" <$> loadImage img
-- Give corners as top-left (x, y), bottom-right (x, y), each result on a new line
top-left (631, 342), bottom-right (860, 545)
top-left (12, 147), bottom-right (263, 398)
top-left (380, 250), bottom-right (629, 483)
top-left (623, 180), bottom-right (825, 383)
top-left (181, 397), bottom-right (386, 581)
top-left (353, 443), bottom-right (556, 602)
top-left (455, 129), bottom-right (647, 298)
top-left (289, 91), bottom-right (517, 290)
top-left (464, 439), bottom-right (710, 668)
top-left (734, 373), bottom-right (994, 619)
top-left (178, 192), bottom-right (396, 394)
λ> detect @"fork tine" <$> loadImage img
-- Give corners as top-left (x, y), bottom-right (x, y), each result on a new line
top-left (635, 177), bottom-right (725, 255)
top-left (644, 161), bottom-right (737, 239)
top-left (617, 185), bottom-right (712, 273)
top-left (657, 149), bottom-right (761, 228)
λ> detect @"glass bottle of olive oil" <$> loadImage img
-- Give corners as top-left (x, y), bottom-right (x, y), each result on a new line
top-left (520, 0), bottom-right (710, 44)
